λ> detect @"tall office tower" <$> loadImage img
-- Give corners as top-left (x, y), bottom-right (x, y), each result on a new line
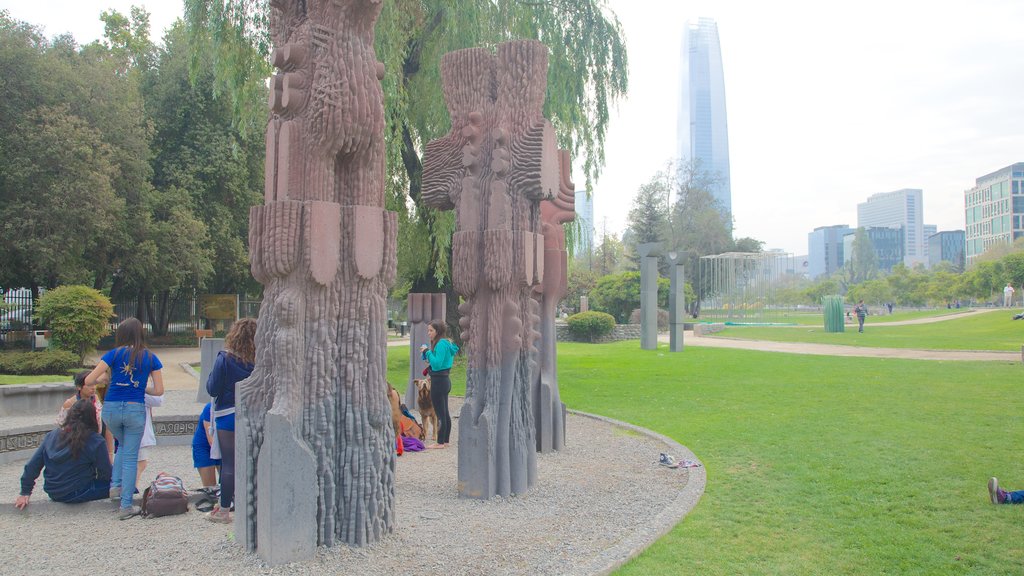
top-left (857, 189), bottom-right (925, 267)
top-left (842, 227), bottom-right (905, 273)
top-left (929, 230), bottom-right (966, 271)
top-left (678, 17), bottom-right (731, 216)
top-left (965, 162), bottom-right (1024, 266)
top-left (573, 189), bottom-right (595, 255)
top-left (807, 225), bottom-right (852, 279)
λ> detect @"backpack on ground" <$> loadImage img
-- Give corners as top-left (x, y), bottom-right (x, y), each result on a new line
top-left (141, 473), bottom-right (189, 518)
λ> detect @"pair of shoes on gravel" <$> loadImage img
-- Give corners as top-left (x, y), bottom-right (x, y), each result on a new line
top-left (207, 506), bottom-right (233, 524)
top-left (118, 505), bottom-right (141, 520)
top-left (658, 453), bottom-right (679, 468)
top-left (989, 477), bottom-right (1008, 504)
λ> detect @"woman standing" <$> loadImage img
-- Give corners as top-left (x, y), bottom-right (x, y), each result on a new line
top-left (16, 399), bottom-right (112, 508)
top-left (205, 318), bottom-right (257, 523)
top-left (84, 318), bottom-right (163, 519)
top-left (420, 320), bottom-right (458, 449)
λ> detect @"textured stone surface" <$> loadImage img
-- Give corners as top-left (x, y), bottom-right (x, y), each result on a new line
top-left (239, 0), bottom-right (397, 563)
top-left (422, 40), bottom-right (559, 499)
top-left (196, 337), bottom-right (224, 403)
top-left (532, 150), bottom-right (575, 453)
top-left (404, 293), bottom-right (446, 410)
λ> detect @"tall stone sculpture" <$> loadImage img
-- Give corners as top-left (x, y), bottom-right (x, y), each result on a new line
top-left (532, 150), bottom-right (575, 452)
top-left (421, 40), bottom-right (560, 499)
top-left (238, 0), bottom-right (397, 565)
top-left (404, 292), bottom-right (446, 410)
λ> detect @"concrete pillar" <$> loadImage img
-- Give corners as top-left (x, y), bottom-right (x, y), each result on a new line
top-left (666, 252), bottom-right (685, 352)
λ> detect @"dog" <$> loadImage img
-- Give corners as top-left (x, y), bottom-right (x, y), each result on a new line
top-left (414, 378), bottom-right (437, 442)
top-left (386, 383), bottom-right (402, 441)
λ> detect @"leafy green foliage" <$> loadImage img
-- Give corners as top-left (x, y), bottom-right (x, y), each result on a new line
top-left (0, 349), bottom-right (81, 375)
top-left (566, 311), bottom-right (615, 342)
top-left (589, 271), bottom-right (669, 323)
top-left (36, 285), bottom-right (114, 361)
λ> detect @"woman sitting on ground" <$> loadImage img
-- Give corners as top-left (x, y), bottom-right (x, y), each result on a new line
top-left (16, 399), bottom-right (113, 509)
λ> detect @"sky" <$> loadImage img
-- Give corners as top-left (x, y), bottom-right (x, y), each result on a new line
top-left (4, 0), bottom-right (1023, 256)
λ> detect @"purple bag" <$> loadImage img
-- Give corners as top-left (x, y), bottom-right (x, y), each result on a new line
top-left (402, 436), bottom-right (425, 452)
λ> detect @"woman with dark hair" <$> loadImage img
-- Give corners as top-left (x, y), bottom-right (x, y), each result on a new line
top-left (419, 319), bottom-right (458, 449)
top-left (84, 317), bottom-right (164, 519)
top-left (16, 399), bottom-right (112, 509)
top-left (205, 318), bottom-right (257, 523)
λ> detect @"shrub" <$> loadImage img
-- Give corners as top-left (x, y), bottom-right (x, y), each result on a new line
top-left (629, 308), bottom-right (670, 329)
top-left (566, 311), bottom-right (616, 342)
top-left (0, 350), bottom-right (80, 375)
top-left (589, 271), bottom-right (670, 323)
top-left (36, 285), bottom-right (114, 362)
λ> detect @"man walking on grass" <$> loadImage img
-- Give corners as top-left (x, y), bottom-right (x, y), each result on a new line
top-left (854, 300), bottom-right (867, 333)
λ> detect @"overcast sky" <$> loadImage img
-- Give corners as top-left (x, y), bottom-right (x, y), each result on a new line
top-left (4, 0), bottom-right (1023, 255)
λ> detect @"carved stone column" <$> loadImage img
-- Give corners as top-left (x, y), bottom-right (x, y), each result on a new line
top-left (421, 40), bottom-right (559, 499)
top-left (237, 0), bottom-right (397, 565)
top-left (405, 293), bottom-right (446, 409)
top-left (532, 150), bottom-right (575, 452)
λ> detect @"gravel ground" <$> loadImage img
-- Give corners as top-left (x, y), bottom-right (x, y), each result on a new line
top-left (1, 393), bottom-right (704, 576)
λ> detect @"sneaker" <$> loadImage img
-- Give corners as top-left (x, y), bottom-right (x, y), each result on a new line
top-left (118, 505), bottom-right (141, 520)
top-left (658, 453), bottom-right (679, 468)
top-left (989, 477), bottom-right (1008, 504)
top-left (109, 486), bottom-right (121, 503)
top-left (207, 506), bottom-right (233, 524)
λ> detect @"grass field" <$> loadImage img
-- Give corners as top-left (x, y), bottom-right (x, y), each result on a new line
top-left (712, 309), bottom-right (1022, 351)
top-left (701, 307), bottom-right (967, 327)
top-left (387, 341), bottom-right (1024, 574)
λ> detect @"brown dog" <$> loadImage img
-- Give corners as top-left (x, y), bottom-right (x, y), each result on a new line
top-left (414, 378), bottom-right (437, 442)
top-left (386, 383), bottom-right (402, 441)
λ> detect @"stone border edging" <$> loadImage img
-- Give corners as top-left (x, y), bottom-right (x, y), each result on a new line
top-left (566, 408), bottom-right (706, 576)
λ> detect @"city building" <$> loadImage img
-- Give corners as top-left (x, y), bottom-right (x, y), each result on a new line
top-left (929, 230), bottom-right (966, 271)
top-left (573, 189), bottom-right (595, 255)
top-left (965, 162), bottom-right (1024, 266)
top-left (857, 189), bottom-right (925, 267)
top-left (807, 225), bottom-right (852, 279)
top-left (842, 227), bottom-right (905, 273)
top-left (677, 17), bottom-right (731, 215)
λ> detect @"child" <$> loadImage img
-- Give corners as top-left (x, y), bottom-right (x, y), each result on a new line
top-left (192, 402), bottom-right (221, 498)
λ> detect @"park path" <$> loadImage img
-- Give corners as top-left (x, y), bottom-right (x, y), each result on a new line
top-left (681, 308), bottom-right (1020, 362)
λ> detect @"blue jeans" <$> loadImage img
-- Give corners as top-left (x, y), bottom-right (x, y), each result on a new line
top-left (103, 401), bottom-right (146, 509)
top-left (1007, 490), bottom-right (1024, 504)
top-left (57, 478), bottom-right (111, 504)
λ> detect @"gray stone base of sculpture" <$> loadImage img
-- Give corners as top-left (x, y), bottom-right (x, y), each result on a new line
top-left (253, 413), bottom-right (318, 566)
top-left (535, 375), bottom-right (566, 452)
top-left (196, 338), bottom-right (224, 403)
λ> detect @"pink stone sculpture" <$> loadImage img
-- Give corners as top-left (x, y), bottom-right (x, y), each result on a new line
top-left (533, 150), bottom-right (575, 452)
top-left (238, 0), bottom-right (397, 564)
top-left (421, 40), bottom-right (560, 499)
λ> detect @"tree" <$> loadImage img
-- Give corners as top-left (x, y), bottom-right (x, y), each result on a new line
top-left (623, 177), bottom-right (670, 268)
top-left (589, 271), bottom-right (669, 323)
top-left (0, 105), bottom-right (123, 292)
top-left (36, 285), bottom-right (114, 362)
top-left (594, 225), bottom-right (625, 277)
top-left (182, 0), bottom-right (629, 303)
top-left (841, 227), bottom-right (879, 288)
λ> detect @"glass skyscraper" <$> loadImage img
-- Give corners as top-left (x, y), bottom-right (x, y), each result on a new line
top-left (678, 17), bottom-right (732, 215)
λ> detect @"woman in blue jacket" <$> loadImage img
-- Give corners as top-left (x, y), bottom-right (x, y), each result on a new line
top-left (420, 320), bottom-right (458, 449)
top-left (205, 318), bottom-right (256, 523)
top-left (16, 399), bottom-right (112, 509)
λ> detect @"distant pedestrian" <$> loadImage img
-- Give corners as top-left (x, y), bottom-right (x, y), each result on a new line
top-left (1004, 283), bottom-right (1015, 307)
top-left (854, 300), bottom-right (868, 333)
top-left (886, 302), bottom-right (894, 314)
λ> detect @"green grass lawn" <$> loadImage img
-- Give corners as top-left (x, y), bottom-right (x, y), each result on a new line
top-left (712, 309), bottom-right (1022, 351)
top-left (0, 374), bottom-right (69, 385)
top-left (702, 308), bottom-right (966, 327)
top-left (387, 341), bottom-right (1024, 574)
